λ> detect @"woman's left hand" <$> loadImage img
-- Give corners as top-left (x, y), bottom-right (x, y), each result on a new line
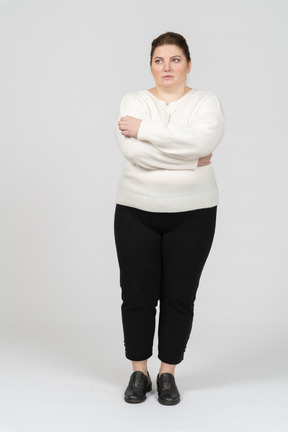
top-left (118, 116), bottom-right (142, 138)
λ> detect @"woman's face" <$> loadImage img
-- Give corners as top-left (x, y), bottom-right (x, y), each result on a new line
top-left (150, 44), bottom-right (191, 90)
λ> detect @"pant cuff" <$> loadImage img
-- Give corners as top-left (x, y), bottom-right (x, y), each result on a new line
top-left (158, 353), bottom-right (184, 365)
top-left (126, 351), bottom-right (153, 362)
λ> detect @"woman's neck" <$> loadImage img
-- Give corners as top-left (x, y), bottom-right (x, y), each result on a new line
top-left (148, 85), bottom-right (192, 104)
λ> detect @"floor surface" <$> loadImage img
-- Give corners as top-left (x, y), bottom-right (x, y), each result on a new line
top-left (1, 330), bottom-right (287, 432)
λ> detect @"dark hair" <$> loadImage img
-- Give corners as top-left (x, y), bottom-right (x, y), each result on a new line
top-left (150, 31), bottom-right (191, 67)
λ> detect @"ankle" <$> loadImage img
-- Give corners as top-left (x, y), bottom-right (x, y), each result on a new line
top-left (159, 361), bottom-right (176, 377)
top-left (132, 360), bottom-right (148, 376)
top-left (134, 369), bottom-right (148, 376)
top-left (159, 370), bottom-right (174, 377)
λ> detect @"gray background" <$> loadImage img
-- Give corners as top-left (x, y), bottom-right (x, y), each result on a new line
top-left (0, 0), bottom-right (287, 431)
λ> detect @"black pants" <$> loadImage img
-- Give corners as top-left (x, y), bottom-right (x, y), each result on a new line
top-left (114, 203), bottom-right (217, 365)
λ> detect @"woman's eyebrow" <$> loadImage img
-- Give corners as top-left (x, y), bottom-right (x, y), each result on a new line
top-left (154, 55), bottom-right (182, 59)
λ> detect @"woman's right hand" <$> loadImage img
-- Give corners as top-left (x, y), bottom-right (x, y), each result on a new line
top-left (197, 153), bottom-right (212, 167)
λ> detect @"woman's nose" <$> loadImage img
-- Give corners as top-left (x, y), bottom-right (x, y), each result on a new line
top-left (163, 62), bottom-right (171, 71)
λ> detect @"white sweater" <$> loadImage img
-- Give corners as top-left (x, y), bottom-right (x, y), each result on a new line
top-left (114, 88), bottom-right (225, 213)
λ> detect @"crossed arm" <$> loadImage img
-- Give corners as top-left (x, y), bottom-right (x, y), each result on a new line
top-left (114, 92), bottom-right (224, 170)
top-left (117, 115), bottom-right (213, 167)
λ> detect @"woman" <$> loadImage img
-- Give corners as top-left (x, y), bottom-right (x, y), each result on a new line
top-left (113, 31), bottom-right (225, 405)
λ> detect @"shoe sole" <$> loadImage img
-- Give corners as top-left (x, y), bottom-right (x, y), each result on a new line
top-left (158, 397), bottom-right (180, 406)
top-left (124, 396), bottom-right (147, 403)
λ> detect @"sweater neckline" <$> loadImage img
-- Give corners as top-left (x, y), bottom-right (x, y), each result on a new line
top-left (144, 88), bottom-right (196, 106)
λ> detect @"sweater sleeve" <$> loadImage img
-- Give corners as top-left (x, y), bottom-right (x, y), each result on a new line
top-left (114, 92), bottom-right (199, 170)
top-left (137, 93), bottom-right (225, 160)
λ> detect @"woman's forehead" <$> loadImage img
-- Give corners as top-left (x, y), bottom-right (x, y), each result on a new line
top-left (152, 44), bottom-right (183, 57)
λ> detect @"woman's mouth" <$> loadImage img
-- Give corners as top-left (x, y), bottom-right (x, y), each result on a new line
top-left (163, 75), bottom-right (173, 79)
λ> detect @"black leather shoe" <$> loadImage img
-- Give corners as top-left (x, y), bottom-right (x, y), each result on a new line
top-left (157, 373), bottom-right (180, 405)
top-left (124, 371), bottom-right (152, 403)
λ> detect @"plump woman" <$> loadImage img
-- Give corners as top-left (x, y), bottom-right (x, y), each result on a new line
top-left (114, 31), bottom-right (225, 405)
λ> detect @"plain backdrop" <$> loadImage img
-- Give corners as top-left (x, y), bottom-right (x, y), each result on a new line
top-left (0, 0), bottom-right (287, 431)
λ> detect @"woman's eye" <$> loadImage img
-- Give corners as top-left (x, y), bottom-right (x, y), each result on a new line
top-left (154, 58), bottom-right (180, 64)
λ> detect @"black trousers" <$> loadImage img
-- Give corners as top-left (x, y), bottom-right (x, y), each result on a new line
top-left (114, 203), bottom-right (217, 365)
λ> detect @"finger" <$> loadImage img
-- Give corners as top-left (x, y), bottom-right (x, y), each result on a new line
top-left (118, 121), bottom-right (128, 129)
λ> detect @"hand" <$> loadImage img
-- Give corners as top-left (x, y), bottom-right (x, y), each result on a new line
top-left (118, 116), bottom-right (142, 138)
top-left (197, 153), bottom-right (212, 167)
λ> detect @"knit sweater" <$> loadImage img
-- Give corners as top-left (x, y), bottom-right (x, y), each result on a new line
top-left (114, 88), bottom-right (225, 213)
